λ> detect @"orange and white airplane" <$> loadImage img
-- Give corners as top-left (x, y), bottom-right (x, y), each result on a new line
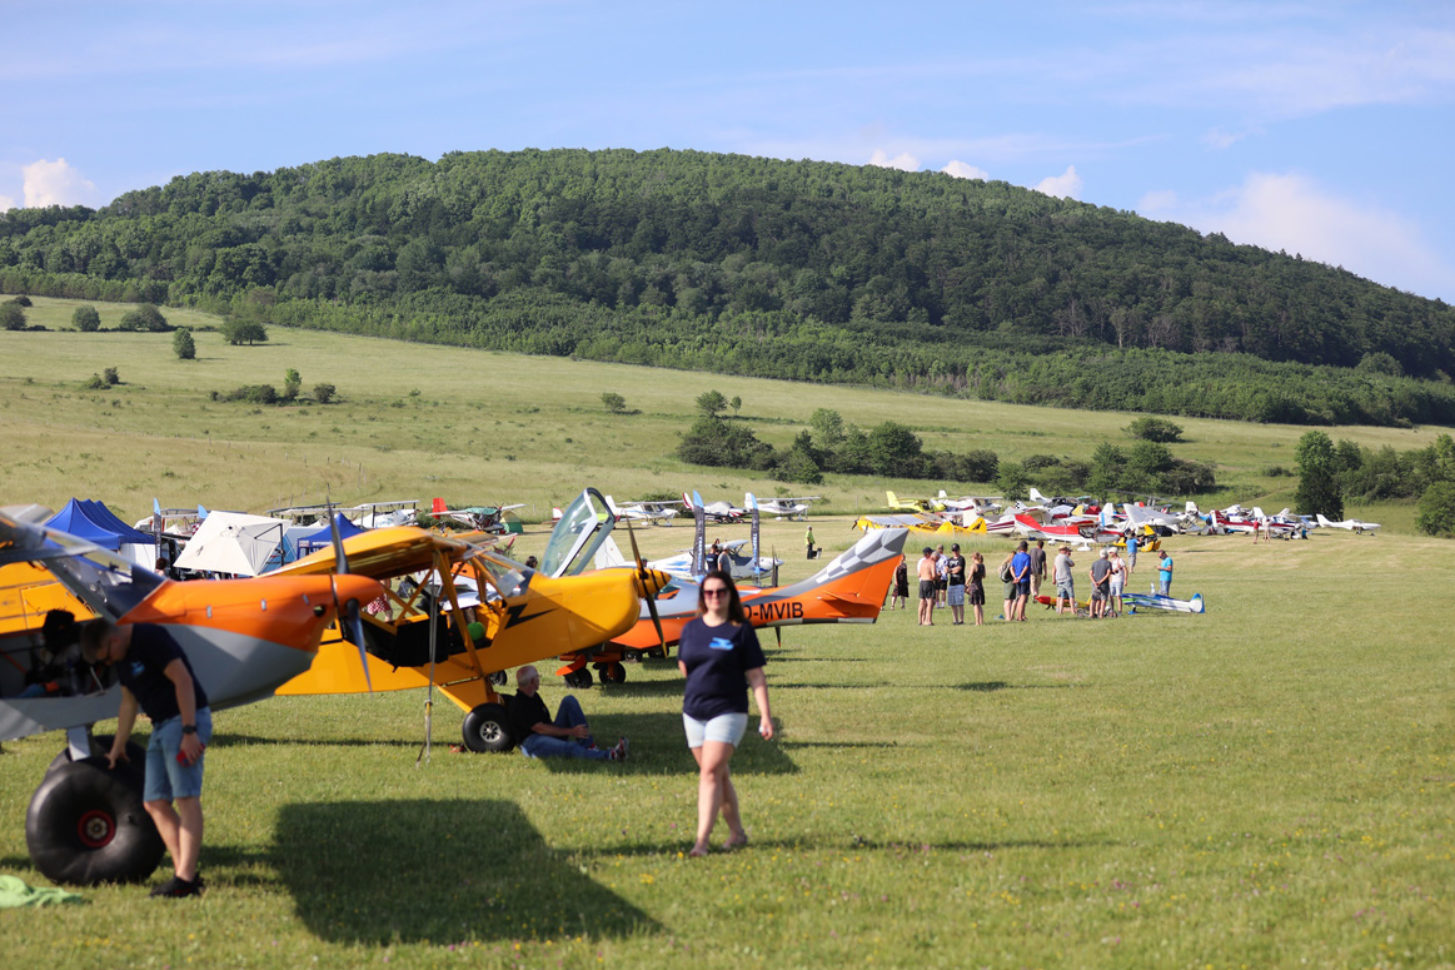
top-left (0, 506), bottom-right (384, 886)
top-left (555, 523), bottom-right (909, 686)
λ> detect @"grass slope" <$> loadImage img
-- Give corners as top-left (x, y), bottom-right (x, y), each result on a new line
top-left (1, 297), bottom-right (1445, 530)
top-left (0, 527), bottom-right (1451, 968)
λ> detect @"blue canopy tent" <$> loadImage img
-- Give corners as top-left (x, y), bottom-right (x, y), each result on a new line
top-left (295, 512), bottom-right (366, 557)
top-left (43, 498), bottom-right (152, 551)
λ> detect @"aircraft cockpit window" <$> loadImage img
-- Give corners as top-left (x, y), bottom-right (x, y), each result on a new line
top-left (540, 488), bottom-right (615, 578)
top-left (46, 546), bottom-right (164, 620)
top-left (475, 555), bottom-right (528, 598)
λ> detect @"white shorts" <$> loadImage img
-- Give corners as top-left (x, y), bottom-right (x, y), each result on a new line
top-left (683, 712), bottom-right (748, 748)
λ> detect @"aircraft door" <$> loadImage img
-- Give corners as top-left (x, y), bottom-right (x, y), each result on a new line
top-left (540, 488), bottom-right (615, 578)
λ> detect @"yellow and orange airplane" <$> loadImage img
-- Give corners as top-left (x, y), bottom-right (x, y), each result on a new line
top-left (1, 507), bottom-right (384, 886)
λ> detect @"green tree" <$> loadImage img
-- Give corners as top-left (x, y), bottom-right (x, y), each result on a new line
top-left (866, 421), bottom-right (925, 476)
top-left (72, 305), bottom-right (101, 332)
top-left (730, 395), bottom-right (742, 416)
top-left (601, 391), bottom-right (627, 413)
top-left (809, 408), bottom-right (846, 447)
top-left (313, 383), bottom-right (336, 404)
top-left (221, 319), bottom-right (268, 345)
top-left (103, 367), bottom-right (119, 385)
top-left (696, 389), bottom-right (728, 418)
top-left (173, 328), bottom-right (196, 360)
top-left (283, 368), bottom-right (302, 401)
top-left (1125, 416), bottom-right (1184, 443)
top-left (1416, 482), bottom-right (1455, 537)
top-left (0, 302), bottom-right (24, 330)
top-left (1294, 430), bottom-right (1343, 518)
top-left (996, 460), bottom-right (1029, 501)
top-left (118, 303), bottom-right (169, 332)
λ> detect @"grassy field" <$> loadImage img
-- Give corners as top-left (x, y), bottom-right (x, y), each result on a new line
top-left (1, 526), bottom-right (1451, 969)
top-left (1, 296), bottom-right (1444, 529)
top-left (2, 297), bottom-right (1453, 967)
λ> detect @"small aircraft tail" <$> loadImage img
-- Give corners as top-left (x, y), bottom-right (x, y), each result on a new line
top-left (1316, 513), bottom-right (1334, 528)
top-left (1029, 487), bottom-right (1049, 505)
top-left (885, 490), bottom-right (900, 508)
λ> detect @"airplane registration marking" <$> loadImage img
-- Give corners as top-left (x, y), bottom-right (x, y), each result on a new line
top-left (745, 601), bottom-right (803, 621)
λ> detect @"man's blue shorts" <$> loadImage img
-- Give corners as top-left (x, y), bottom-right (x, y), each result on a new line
top-left (144, 708), bottom-right (212, 802)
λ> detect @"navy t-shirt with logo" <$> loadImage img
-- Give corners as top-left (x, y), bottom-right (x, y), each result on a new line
top-left (678, 618), bottom-right (766, 720)
top-left (117, 623), bottom-right (209, 723)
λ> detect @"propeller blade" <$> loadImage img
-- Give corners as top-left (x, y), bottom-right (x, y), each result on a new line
top-left (775, 626), bottom-right (782, 648)
top-left (646, 592), bottom-right (666, 654)
top-left (625, 519), bottom-right (667, 653)
top-left (326, 504), bottom-right (370, 690)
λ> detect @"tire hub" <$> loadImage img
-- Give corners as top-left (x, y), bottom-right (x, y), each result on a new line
top-left (77, 809), bottom-right (116, 849)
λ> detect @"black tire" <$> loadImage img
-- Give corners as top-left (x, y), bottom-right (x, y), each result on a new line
top-left (488, 670), bottom-right (507, 687)
top-left (601, 662), bottom-right (626, 684)
top-left (26, 759), bottom-right (164, 885)
top-left (461, 703), bottom-right (514, 753)
top-left (47, 734), bottom-right (146, 789)
top-left (563, 667), bottom-right (594, 689)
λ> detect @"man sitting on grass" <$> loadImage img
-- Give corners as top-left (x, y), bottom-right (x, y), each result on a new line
top-left (507, 665), bottom-right (627, 761)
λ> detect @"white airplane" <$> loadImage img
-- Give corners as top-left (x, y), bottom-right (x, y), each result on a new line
top-left (1316, 513), bottom-right (1382, 534)
top-left (753, 495), bottom-right (820, 520)
top-left (606, 496), bottom-right (679, 526)
top-left (683, 492), bottom-right (744, 524)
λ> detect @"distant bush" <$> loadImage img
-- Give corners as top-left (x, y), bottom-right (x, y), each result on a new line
top-left (312, 383), bottom-right (336, 404)
top-left (1, 302), bottom-right (25, 330)
top-left (1126, 416), bottom-right (1184, 443)
top-left (103, 367), bottom-right (119, 385)
top-left (9, 295), bottom-right (32, 307)
top-left (601, 391), bottom-right (627, 413)
top-left (118, 303), bottom-right (169, 332)
top-left (222, 384), bottom-right (278, 404)
top-left (72, 305), bottom-right (100, 332)
top-left (83, 373), bottom-right (106, 390)
top-left (173, 328), bottom-right (196, 360)
top-left (221, 319), bottom-right (268, 345)
top-left (1416, 482), bottom-right (1455, 537)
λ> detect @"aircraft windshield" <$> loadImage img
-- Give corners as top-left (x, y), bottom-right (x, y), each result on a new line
top-left (45, 542), bottom-right (165, 620)
top-left (473, 553), bottom-right (529, 598)
top-left (539, 488), bottom-right (614, 578)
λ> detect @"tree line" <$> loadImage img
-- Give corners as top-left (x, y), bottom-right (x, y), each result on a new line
top-left (3, 148), bottom-right (1453, 426)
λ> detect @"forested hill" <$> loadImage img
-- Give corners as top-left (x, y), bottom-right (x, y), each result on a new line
top-left (3, 148), bottom-right (1454, 426)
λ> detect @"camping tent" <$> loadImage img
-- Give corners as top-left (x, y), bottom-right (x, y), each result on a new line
top-left (173, 511), bottom-right (289, 577)
top-left (44, 498), bottom-right (153, 550)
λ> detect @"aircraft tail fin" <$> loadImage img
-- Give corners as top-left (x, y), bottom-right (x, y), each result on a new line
top-left (431, 497), bottom-right (448, 515)
top-left (1316, 513), bottom-right (1333, 527)
top-left (885, 490), bottom-right (899, 508)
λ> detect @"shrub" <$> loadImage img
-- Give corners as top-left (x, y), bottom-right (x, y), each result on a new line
top-left (103, 367), bottom-right (119, 385)
top-left (83, 373), bottom-right (106, 389)
top-left (118, 304), bottom-right (169, 332)
top-left (72, 305), bottom-right (101, 331)
top-left (0, 302), bottom-right (25, 330)
top-left (1416, 482), bottom-right (1455, 537)
top-left (173, 328), bottom-right (196, 360)
top-left (9, 294), bottom-right (32, 307)
top-left (313, 383), bottom-right (336, 404)
top-left (601, 391), bottom-right (626, 413)
top-left (1126, 416), bottom-right (1184, 443)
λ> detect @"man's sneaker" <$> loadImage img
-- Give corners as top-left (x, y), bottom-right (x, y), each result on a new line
top-left (609, 737), bottom-right (629, 761)
top-left (150, 875), bottom-right (204, 898)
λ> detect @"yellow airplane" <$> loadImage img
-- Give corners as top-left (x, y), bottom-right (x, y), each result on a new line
top-left (272, 522), bottom-right (669, 752)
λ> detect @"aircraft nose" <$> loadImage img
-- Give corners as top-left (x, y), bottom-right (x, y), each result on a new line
top-left (635, 568), bottom-right (673, 598)
top-left (332, 574), bottom-right (387, 610)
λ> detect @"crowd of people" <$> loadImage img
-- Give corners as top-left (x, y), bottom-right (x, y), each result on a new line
top-left (891, 539), bottom-right (1178, 623)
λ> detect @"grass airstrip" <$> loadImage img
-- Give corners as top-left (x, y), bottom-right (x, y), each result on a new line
top-left (1, 298), bottom-right (1453, 968)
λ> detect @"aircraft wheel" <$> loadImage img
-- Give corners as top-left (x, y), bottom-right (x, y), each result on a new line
top-left (563, 668), bottom-right (593, 689)
top-left (488, 670), bottom-right (508, 687)
top-left (26, 758), bottom-right (164, 886)
top-left (600, 662), bottom-right (627, 684)
top-left (47, 734), bottom-right (145, 786)
top-left (461, 703), bottom-right (514, 753)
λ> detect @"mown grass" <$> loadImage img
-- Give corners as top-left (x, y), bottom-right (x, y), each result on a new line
top-left (1, 526), bottom-right (1451, 969)
top-left (1, 296), bottom-right (1445, 528)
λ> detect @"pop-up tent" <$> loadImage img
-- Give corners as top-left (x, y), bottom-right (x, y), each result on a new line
top-left (44, 499), bottom-right (153, 550)
top-left (173, 511), bottom-right (289, 576)
top-left (295, 512), bottom-right (366, 558)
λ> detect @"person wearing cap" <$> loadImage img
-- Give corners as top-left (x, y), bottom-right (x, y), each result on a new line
top-left (945, 543), bottom-right (967, 625)
top-left (1089, 547), bottom-right (1113, 618)
top-left (916, 546), bottom-right (938, 626)
top-left (80, 619), bottom-right (212, 898)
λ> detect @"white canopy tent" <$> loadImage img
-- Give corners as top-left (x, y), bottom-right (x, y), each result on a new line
top-left (173, 511), bottom-right (289, 576)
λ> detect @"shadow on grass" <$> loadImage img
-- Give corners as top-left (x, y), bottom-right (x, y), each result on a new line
top-left (953, 681), bottom-right (1086, 692)
top-left (532, 712), bottom-right (798, 777)
top-left (576, 834), bottom-right (1110, 859)
top-left (275, 799), bottom-right (659, 944)
top-left (773, 681), bottom-right (891, 690)
top-left (210, 734), bottom-right (421, 749)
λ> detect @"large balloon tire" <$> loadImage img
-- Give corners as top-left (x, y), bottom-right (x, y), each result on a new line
top-left (461, 703), bottom-right (514, 753)
top-left (47, 734), bottom-right (146, 790)
top-left (26, 758), bottom-right (164, 886)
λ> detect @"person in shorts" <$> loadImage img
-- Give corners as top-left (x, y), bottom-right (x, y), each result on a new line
top-left (916, 547), bottom-right (938, 626)
top-left (1010, 541), bottom-right (1032, 621)
top-left (945, 544), bottom-right (967, 625)
top-left (678, 571), bottom-right (772, 857)
top-left (82, 619), bottom-right (212, 899)
top-left (1107, 549), bottom-right (1126, 616)
top-left (966, 552), bottom-right (987, 626)
top-left (1053, 546), bottom-right (1076, 615)
top-left (1089, 548), bottom-right (1113, 618)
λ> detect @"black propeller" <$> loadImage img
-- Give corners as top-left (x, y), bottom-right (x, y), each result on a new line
top-left (327, 505), bottom-right (372, 691)
top-left (624, 517), bottom-right (666, 652)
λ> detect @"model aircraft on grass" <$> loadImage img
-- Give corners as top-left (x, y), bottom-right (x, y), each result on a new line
top-left (271, 496), bottom-right (670, 753)
top-left (0, 506), bottom-right (384, 886)
top-left (554, 523), bottom-right (910, 687)
top-left (1316, 513), bottom-right (1382, 534)
top-left (1123, 590), bottom-right (1206, 614)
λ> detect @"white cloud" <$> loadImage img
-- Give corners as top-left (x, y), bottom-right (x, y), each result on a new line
top-left (0, 194), bottom-right (15, 213)
top-left (868, 149), bottom-right (919, 171)
top-left (942, 159), bottom-right (989, 180)
top-left (1034, 165), bottom-right (1083, 199)
top-left (23, 158), bottom-right (97, 208)
top-left (1139, 172), bottom-right (1451, 299)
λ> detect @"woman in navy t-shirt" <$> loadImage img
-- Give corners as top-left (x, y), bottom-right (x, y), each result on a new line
top-left (677, 570), bottom-right (773, 857)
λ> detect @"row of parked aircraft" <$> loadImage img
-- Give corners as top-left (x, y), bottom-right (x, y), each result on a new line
top-left (870, 488), bottom-right (1380, 542)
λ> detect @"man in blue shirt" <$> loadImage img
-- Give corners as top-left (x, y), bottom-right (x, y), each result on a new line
top-left (1010, 541), bottom-right (1032, 621)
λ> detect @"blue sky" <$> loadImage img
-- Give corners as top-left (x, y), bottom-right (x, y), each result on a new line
top-left (4, 1), bottom-right (1453, 301)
